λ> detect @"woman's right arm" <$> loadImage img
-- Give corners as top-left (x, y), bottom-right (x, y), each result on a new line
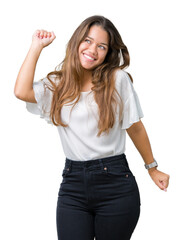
top-left (14, 30), bottom-right (56, 103)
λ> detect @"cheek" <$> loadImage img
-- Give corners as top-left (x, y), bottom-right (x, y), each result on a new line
top-left (99, 52), bottom-right (108, 62)
top-left (79, 43), bottom-right (87, 53)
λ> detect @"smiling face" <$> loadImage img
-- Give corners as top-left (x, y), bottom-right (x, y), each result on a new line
top-left (78, 25), bottom-right (109, 72)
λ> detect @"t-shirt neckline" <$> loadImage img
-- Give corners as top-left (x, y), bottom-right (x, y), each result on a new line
top-left (81, 90), bottom-right (92, 94)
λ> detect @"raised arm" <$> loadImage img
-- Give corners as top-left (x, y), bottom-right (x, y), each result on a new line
top-left (14, 30), bottom-right (56, 103)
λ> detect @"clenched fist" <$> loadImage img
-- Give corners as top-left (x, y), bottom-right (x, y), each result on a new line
top-left (148, 168), bottom-right (170, 191)
top-left (32, 29), bottom-right (56, 49)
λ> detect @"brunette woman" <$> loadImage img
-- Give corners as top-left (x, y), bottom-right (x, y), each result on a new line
top-left (14, 15), bottom-right (170, 240)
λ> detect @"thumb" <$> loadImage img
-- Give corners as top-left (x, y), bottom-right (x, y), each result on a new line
top-left (159, 180), bottom-right (167, 192)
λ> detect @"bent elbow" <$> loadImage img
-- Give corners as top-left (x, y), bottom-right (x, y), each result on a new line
top-left (14, 88), bottom-right (23, 100)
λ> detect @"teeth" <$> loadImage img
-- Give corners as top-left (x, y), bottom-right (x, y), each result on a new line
top-left (84, 54), bottom-right (95, 60)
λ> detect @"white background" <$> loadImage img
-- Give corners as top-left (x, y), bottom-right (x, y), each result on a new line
top-left (1, 0), bottom-right (183, 239)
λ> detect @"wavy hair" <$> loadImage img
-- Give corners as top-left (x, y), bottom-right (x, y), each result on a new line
top-left (45, 15), bottom-right (132, 136)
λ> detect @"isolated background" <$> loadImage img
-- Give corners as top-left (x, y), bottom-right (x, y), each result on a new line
top-left (1, 0), bottom-right (182, 239)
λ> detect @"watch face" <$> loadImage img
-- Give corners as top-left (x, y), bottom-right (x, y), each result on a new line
top-left (145, 160), bottom-right (158, 169)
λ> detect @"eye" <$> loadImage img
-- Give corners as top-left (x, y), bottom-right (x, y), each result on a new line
top-left (85, 39), bottom-right (91, 44)
top-left (98, 45), bottom-right (106, 50)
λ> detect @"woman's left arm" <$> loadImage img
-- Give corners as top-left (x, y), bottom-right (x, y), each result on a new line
top-left (126, 120), bottom-right (170, 191)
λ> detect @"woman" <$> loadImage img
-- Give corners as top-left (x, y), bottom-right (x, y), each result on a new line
top-left (14, 15), bottom-right (170, 240)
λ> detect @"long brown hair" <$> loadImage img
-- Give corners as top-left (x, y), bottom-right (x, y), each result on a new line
top-left (44, 15), bottom-right (132, 136)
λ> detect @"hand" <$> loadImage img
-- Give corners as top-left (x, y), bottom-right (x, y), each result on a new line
top-left (31, 29), bottom-right (56, 49)
top-left (148, 168), bottom-right (170, 191)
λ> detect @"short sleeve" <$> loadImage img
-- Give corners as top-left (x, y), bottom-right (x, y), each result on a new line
top-left (25, 77), bottom-right (54, 125)
top-left (121, 90), bottom-right (144, 129)
top-left (115, 70), bottom-right (144, 130)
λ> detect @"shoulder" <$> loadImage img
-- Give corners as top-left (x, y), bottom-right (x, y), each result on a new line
top-left (114, 69), bottom-right (132, 82)
top-left (42, 74), bottom-right (60, 86)
top-left (32, 75), bottom-right (58, 99)
top-left (114, 68), bottom-right (133, 89)
top-left (36, 74), bottom-right (60, 94)
top-left (114, 69), bottom-right (137, 102)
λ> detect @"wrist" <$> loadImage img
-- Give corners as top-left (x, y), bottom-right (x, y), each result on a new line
top-left (30, 43), bottom-right (43, 53)
top-left (148, 166), bottom-right (158, 174)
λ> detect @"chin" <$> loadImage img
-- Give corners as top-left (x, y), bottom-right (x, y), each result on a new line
top-left (81, 62), bottom-right (104, 71)
top-left (81, 64), bottom-right (97, 71)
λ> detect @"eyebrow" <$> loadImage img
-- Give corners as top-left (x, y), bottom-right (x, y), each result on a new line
top-left (87, 36), bottom-right (109, 46)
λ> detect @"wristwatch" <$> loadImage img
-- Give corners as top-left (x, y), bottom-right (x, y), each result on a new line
top-left (145, 159), bottom-right (158, 170)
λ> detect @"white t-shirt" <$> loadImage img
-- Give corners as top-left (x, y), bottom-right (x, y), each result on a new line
top-left (26, 69), bottom-right (144, 161)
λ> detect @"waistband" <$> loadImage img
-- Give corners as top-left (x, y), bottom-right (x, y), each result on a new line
top-left (65, 153), bottom-right (127, 168)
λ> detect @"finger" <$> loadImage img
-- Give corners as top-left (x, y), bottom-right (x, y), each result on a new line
top-left (162, 182), bottom-right (167, 191)
top-left (39, 30), bottom-right (45, 39)
top-left (47, 32), bottom-right (51, 38)
top-left (39, 31), bottom-right (43, 39)
top-left (36, 30), bottom-right (40, 35)
top-left (160, 180), bottom-right (167, 191)
top-left (155, 179), bottom-right (165, 191)
top-left (35, 30), bottom-right (41, 37)
top-left (44, 32), bottom-right (48, 38)
top-left (50, 31), bottom-right (56, 40)
top-left (157, 181), bottom-right (165, 190)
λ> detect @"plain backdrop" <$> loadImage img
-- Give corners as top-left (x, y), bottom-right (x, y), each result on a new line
top-left (1, 0), bottom-right (183, 239)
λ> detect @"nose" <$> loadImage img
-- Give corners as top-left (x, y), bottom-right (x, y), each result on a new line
top-left (89, 43), bottom-right (98, 56)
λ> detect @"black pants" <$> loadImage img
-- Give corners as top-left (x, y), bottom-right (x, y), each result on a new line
top-left (56, 153), bottom-right (141, 240)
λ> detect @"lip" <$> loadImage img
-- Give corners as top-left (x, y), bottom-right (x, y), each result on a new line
top-left (82, 53), bottom-right (97, 61)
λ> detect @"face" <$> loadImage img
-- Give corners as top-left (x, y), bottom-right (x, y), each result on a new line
top-left (78, 25), bottom-right (109, 72)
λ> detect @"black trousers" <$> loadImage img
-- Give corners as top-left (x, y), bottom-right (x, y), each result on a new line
top-left (56, 153), bottom-right (141, 240)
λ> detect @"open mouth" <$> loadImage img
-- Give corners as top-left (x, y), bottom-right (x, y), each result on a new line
top-left (83, 53), bottom-right (96, 61)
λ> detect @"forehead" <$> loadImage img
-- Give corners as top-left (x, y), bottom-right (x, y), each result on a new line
top-left (87, 25), bottom-right (109, 44)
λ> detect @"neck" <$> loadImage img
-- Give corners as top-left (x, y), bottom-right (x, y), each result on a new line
top-left (80, 69), bottom-right (94, 91)
top-left (81, 69), bottom-right (92, 83)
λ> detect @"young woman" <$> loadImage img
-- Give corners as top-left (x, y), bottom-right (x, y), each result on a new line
top-left (14, 15), bottom-right (170, 240)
